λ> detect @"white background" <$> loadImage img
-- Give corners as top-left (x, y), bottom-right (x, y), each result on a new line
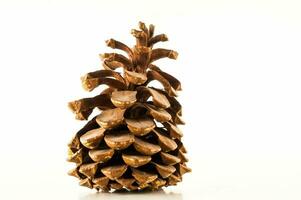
top-left (0, 0), bottom-right (300, 199)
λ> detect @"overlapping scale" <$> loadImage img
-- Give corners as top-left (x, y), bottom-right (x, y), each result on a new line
top-left (151, 178), bottom-right (166, 189)
top-left (131, 168), bottom-right (158, 184)
top-left (104, 132), bottom-right (135, 150)
top-left (144, 103), bottom-right (171, 122)
top-left (163, 121), bottom-right (183, 139)
top-left (178, 150), bottom-right (189, 162)
top-left (67, 148), bottom-right (83, 164)
top-left (92, 176), bottom-right (109, 189)
top-left (125, 118), bottom-right (155, 136)
top-left (167, 174), bottom-right (181, 185)
top-left (79, 163), bottom-right (98, 178)
top-left (122, 154), bottom-right (151, 168)
top-left (88, 149), bottom-right (114, 163)
top-left (152, 162), bottom-right (176, 178)
top-left (133, 137), bottom-right (161, 155)
top-left (116, 178), bottom-right (136, 188)
top-left (79, 128), bottom-right (105, 149)
top-left (79, 178), bottom-right (93, 189)
top-left (101, 165), bottom-right (128, 180)
top-left (137, 87), bottom-right (170, 109)
top-left (124, 70), bottom-right (147, 85)
top-left (68, 168), bottom-right (80, 179)
top-left (153, 129), bottom-right (177, 152)
top-left (96, 108), bottom-right (125, 129)
top-left (179, 163), bottom-right (192, 175)
top-left (160, 152), bottom-right (181, 165)
top-left (111, 90), bottom-right (137, 108)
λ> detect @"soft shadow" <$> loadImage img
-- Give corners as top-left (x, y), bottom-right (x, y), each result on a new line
top-left (79, 189), bottom-right (183, 200)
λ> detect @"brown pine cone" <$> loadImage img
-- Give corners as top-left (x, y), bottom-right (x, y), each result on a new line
top-left (67, 22), bottom-right (191, 192)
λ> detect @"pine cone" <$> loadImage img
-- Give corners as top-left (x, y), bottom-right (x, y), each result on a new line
top-left (67, 22), bottom-right (191, 192)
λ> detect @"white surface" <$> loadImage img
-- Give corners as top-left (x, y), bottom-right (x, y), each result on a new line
top-left (0, 0), bottom-right (301, 199)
